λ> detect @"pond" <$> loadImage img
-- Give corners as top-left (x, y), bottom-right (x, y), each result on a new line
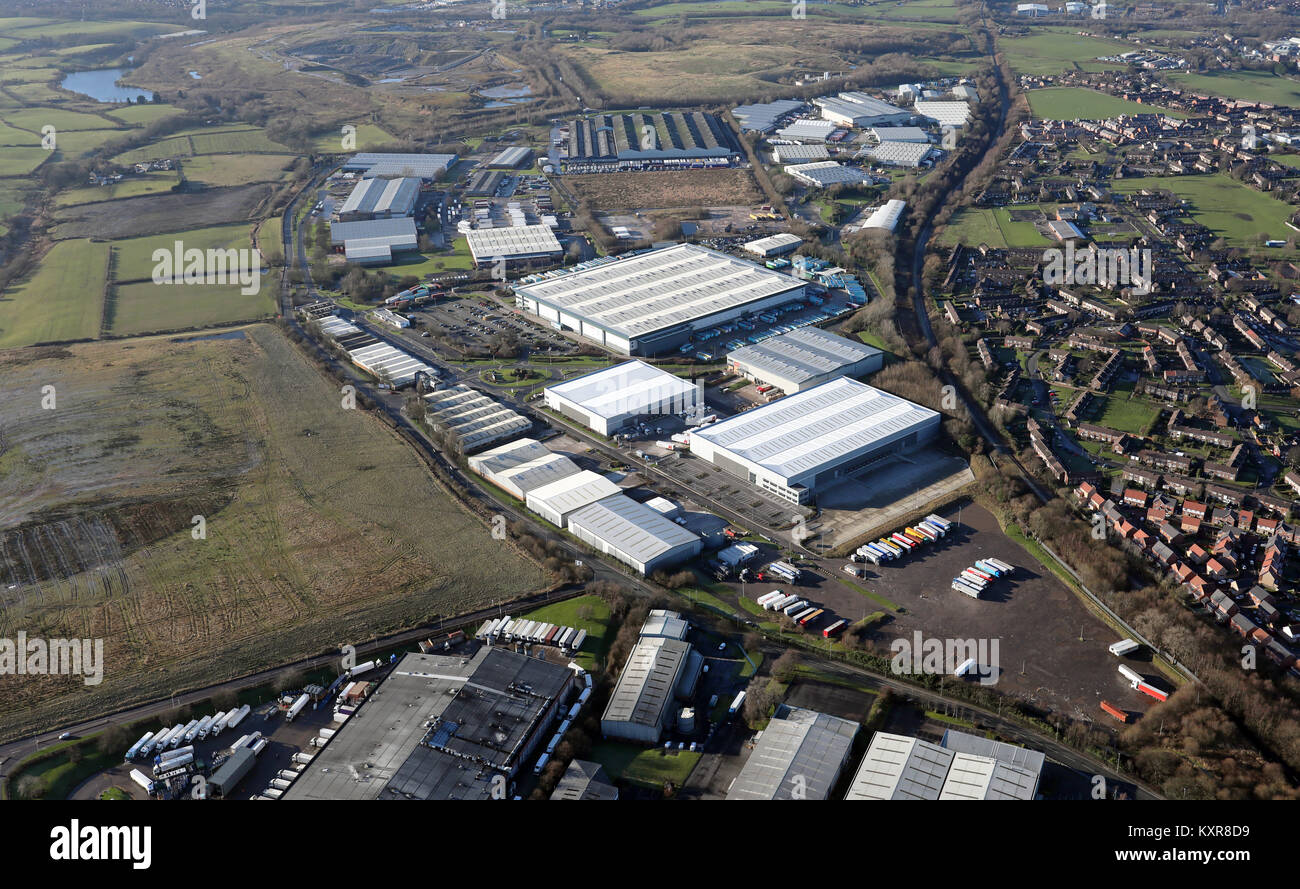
top-left (60, 69), bottom-right (156, 103)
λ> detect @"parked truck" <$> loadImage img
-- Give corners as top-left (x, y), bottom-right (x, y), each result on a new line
top-left (728, 690), bottom-right (746, 715)
top-left (172, 720), bottom-right (199, 749)
top-left (226, 704), bottom-right (251, 730)
top-left (1100, 700), bottom-right (1130, 723)
top-left (125, 731), bottom-right (155, 762)
top-left (129, 768), bottom-right (155, 794)
top-left (1108, 639), bottom-right (1140, 657)
top-left (186, 715), bottom-right (213, 745)
top-left (348, 660), bottom-right (377, 678)
top-left (205, 711), bottom-right (229, 738)
top-left (285, 693), bottom-right (309, 723)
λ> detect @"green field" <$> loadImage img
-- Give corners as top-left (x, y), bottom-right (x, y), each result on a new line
top-left (999, 28), bottom-right (1133, 76)
top-left (519, 594), bottom-right (612, 671)
top-left (1094, 388), bottom-right (1160, 435)
top-left (1, 107), bottom-right (118, 131)
top-left (311, 124), bottom-right (396, 153)
top-left (1170, 70), bottom-right (1300, 108)
top-left (0, 146), bottom-right (50, 176)
top-left (107, 103), bottom-right (184, 126)
top-left (1027, 87), bottom-right (1184, 121)
top-left (1109, 174), bottom-right (1294, 247)
top-left (105, 280), bottom-right (276, 337)
top-left (936, 207), bottom-right (1051, 249)
top-left (589, 741), bottom-right (701, 790)
top-left (0, 239), bottom-right (108, 348)
top-left (54, 172), bottom-right (181, 207)
top-left (182, 153), bottom-right (292, 187)
top-left (110, 223), bottom-right (256, 281)
top-left (112, 135), bottom-right (193, 164)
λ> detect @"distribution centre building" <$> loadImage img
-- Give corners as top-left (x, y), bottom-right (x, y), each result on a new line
top-left (566, 495), bottom-right (703, 576)
top-left (725, 707), bottom-right (860, 800)
top-left (543, 360), bottom-right (701, 436)
top-left (282, 649), bottom-right (572, 800)
top-left (726, 327), bottom-right (883, 394)
top-left (512, 243), bottom-right (806, 356)
top-left (465, 224), bottom-right (563, 268)
top-left (688, 376), bottom-right (941, 504)
top-left (743, 232), bottom-right (803, 259)
top-left (341, 152), bottom-right (456, 179)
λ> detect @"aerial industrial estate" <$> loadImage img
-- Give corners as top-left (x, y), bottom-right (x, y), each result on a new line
top-left (1, 0), bottom-right (1299, 842)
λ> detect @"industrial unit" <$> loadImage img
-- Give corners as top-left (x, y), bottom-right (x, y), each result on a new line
top-left (862, 199), bottom-right (908, 232)
top-left (566, 495), bottom-right (703, 575)
top-left (725, 706), bottom-right (859, 800)
top-left (562, 111), bottom-right (741, 169)
top-left (423, 385), bottom-right (532, 452)
top-left (465, 224), bottom-right (563, 268)
top-left (543, 360), bottom-right (701, 436)
top-left (338, 176), bottom-right (420, 221)
top-left (467, 438), bottom-right (581, 500)
top-left (688, 377), bottom-right (941, 504)
top-left (784, 161), bottom-right (872, 188)
top-left (844, 729), bottom-right (1041, 800)
top-left (341, 152), bottom-right (456, 179)
top-left (860, 140), bottom-right (933, 168)
top-left (726, 327), bottom-right (884, 394)
top-left (283, 649), bottom-right (573, 800)
top-left (776, 119), bottom-right (838, 141)
top-left (743, 232), bottom-right (804, 259)
top-left (913, 101), bottom-right (972, 127)
top-left (550, 760), bottom-right (619, 800)
top-left (328, 217), bottom-right (419, 265)
top-left (770, 143), bottom-right (830, 163)
top-left (600, 635), bottom-right (699, 744)
top-left (814, 93), bottom-right (911, 127)
top-left (488, 146), bottom-right (534, 168)
top-left (732, 99), bottom-right (807, 133)
top-left (513, 243), bottom-right (806, 356)
top-left (525, 470), bottom-right (622, 527)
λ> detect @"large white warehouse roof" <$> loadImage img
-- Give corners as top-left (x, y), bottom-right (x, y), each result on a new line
top-left (546, 360), bottom-right (697, 422)
top-left (514, 243), bottom-right (803, 341)
top-left (690, 377), bottom-right (940, 481)
top-left (914, 101), bottom-right (972, 127)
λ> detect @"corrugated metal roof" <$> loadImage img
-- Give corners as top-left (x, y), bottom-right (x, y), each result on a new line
top-left (601, 636), bottom-right (691, 729)
top-left (468, 438), bottom-right (550, 475)
top-left (545, 360), bottom-right (697, 420)
top-left (527, 471), bottom-right (620, 516)
top-left (726, 707), bottom-right (859, 800)
top-left (844, 732), bottom-right (953, 800)
top-left (938, 753), bottom-right (1039, 800)
top-left (690, 377), bottom-right (939, 480)
top-left (566, 494), bottom-right (699, 566)
top-left (466, 224), bottom-right (562, 262)
top-left (340, 176), bottom-right (420, 217)
top-left (728, 327), bottom-right (881, 384)
top-left (515, 244), bottom-right (803, 339)
top-left (342, 152), bottom-right (456, 178)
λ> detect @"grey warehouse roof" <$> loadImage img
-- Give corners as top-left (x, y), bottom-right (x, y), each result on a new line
top-left (845, 732), bottom-right (954, 800)
top-left (940, 727), bottom-right (1046, 776)
top-left (466, 224), bottom-right (562, 262)
top-left (340, 176), bottom-right (420, 217)
top-left (329, 216), bottom-right (417, 247)
top-left (551, 760), bottom-right (619, 800)
top-left (514, 243), bottom-right (803, 340)
top-left (691, 376), bottom-right (939, 480)
top-left (602, 635), bottom-right (692, 728)
top-left (342, 152), bottom-right (456, 178)
top-left (567, 494), bottom-right (700, 565)
top-left (728, 327), bottom-right (882, 385)
top-left (726, 707), bottom-right (859, 800)
top-left (732, 98), bottom-right (806, 131)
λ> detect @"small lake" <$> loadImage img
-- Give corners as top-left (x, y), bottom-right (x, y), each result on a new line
top-left (60, 69), bottom-right (156, 103)
top-left (481, 84), bottom-right (532, 99)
